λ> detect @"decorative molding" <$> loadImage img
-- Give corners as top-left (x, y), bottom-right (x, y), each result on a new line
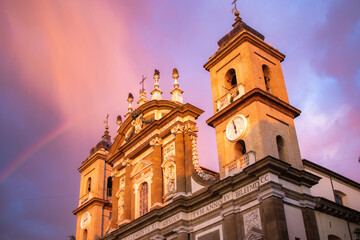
top-left (171, 123), bottom-right (184, 135)
top-left (184, 123), bottom-right (199, 135)
top-left (190, 134), bottom-right (214, 181)
top-left (149, 137), bottom-right (163, 146)
top-left (257, 188), bottom-right (285, 202)
top-left (299, 199), bottom-right (316, 209)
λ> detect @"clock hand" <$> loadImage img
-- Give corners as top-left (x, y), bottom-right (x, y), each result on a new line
top-left (232, 121), bottom-right (237, 134)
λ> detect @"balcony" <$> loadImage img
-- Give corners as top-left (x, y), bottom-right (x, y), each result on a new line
top-left (224, 151), bottom-right (256, 178)
top-left (216, 84), bottom-right (245, 112)
top-left (79, 191), bottom-right (93, 206)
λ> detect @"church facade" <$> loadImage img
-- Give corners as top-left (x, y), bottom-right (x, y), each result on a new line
top-left (72, 10), bottom-right (360, 240)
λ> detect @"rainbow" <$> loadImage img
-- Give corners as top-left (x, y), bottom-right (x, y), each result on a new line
top-left (0, 114), bottom-right (87, 184)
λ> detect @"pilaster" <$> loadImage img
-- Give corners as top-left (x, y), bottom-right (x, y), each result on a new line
top-left (183, 123), bottom-right (198, 193)
top-left (171, 124), bottom-right (186, 194)
top-left (260, 196), bottom-right (289, 239)
top-left (124, 163), bottom-right (132, 221)
top-left (150, 137), bottom-right (163, 208)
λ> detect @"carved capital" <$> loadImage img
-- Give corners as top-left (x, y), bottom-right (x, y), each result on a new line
top-left (184, 123), bottom-right (198, 135)
top-left (171, 124), bottom-right (184, 135)
top-left (150, 137), bottom-right (163, 146)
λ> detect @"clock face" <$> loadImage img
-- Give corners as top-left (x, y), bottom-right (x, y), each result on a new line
top-left (226, 115), bottom-right (247, 141)
top-left (81, 212), bottom-right (91, 229)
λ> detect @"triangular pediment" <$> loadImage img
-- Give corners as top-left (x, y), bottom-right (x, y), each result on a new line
top-left (130, 160), bottom-right (153, 178)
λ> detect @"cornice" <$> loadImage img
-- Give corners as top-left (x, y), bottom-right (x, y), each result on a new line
top-left (206, 88), bottom-right (301, 128)
top-left (78, 152), bottom-right (107, 173)
top-left (303, 159), bottom-right (360, 189)
top-left (204, 30), bottom-right (285, 71)
top-left (72, 197), bottom-right (110, 215)
top-left (314, 197), bottom-right (360, 224)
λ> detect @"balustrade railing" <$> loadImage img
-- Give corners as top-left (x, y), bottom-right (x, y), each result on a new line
top-left (223, 151), bottom-right (256, 178)
top-left (79, 191), bottom-right (93, 206)
top-left (216, 84), bottom-right (245, 112)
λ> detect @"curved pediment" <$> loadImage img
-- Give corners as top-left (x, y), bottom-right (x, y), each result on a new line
top-left (107, 101), bottom-right (204, 164)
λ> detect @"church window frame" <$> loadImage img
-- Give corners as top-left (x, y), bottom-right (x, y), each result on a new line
top-left (276, 135), bottom-right (289, 163)
top-left (139, 182), bottom-right (149, 216)
top-left (234, 139), bottom-right (247, 159)
top-left (334, 190), bottom-right (347, 206)
top-left (224, 68), bottom-right (238, 90)
top-left (106, 176), bottom-right (112, 197)
top-left (133, 169), bottom-right (153, 219)
top-left (262, 65), bottom-right (273, 93)
top-left (86, 177), bottom-right (92, 193)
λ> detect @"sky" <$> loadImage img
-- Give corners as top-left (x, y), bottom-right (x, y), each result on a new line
top-left (0, 0), bottom-right (359, 239)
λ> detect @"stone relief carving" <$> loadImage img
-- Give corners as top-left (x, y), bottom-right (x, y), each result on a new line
top-left (163, 142), bottom-right (175, 161)
top-left (190, 133), bottom-right (214, 181)
top-left (162, 142), bottom-right (176, 196)
top-left (164, 164), bottom-right (175, 194)
top-left (150, 136), bottom-right (163, 146)
top-left (171, 123), bottom-right (184, 135)
top-left (119, 176), bottom-right (125, 190)
top-left (118, 191), bottom-right (124, 220)
top-left (243, 208), bottom-right (262, 236)
top-left (184, 123), bottom-right (198, 134)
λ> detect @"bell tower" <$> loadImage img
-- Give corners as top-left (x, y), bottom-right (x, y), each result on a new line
top-left (205, 11), bottom-right (302, 179)
top-left (73, 123), bottom-right (113, 240)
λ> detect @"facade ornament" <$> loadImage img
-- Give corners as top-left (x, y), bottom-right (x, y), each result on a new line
top-left (164, 165), bottom-right (176, 194)
top-left (171, 123), bottom-right (184, 135)
top-left (116, 115), bottom-right (122, 131)
top-left (170, 68), bottom-right (184, 103)
top-left (125, 110), bottom-right (155, 142)
top-left (118, 191), bottom-right (124, 220)
top-left (150, 136), bottom-right (163, 147)
top-left (162, 142), bottom-right (176, 196)
top-left (184, 122), bottom-right (199, 135)
top-left (163, 142), bottom-right (175, 161)
top-left (151, 69), bottom-right (163, 100)
top-left (125, 93), bottom-right (134, 118)
top-left (190, 134), bottom-right (214, 181)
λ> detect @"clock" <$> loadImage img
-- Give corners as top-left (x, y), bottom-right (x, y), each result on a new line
top-left (81, 212), bottom-right (91, 229)
top-left (226, 115), bottom-right (247, 141)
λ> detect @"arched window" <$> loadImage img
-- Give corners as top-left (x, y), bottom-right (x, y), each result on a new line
top-left (107, 177), bottom-right (112, 197)
top-left (276, 136), bottom-right (287, 162)
top-left (234, 140), bottom-right (246, 158)
top-left (328, 234), bottom-right (341, 240)
top-left (83, 229), bottom-right (88, 240)
top-left (139, 182), bottom-right (149, 216)
top-left (86, 178), bottom-right (91, 193)
top-left (262, 65), bottom-right (272, 92)
top-left (225, 68), bottom-right (237, 90)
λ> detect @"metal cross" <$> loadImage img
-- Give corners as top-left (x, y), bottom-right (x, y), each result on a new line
top-left (104, 114), bottom-right (109, 128)
top-left (232, 0), bottom-right (238, 13)
top-left (140, 75), bottom-right (146, 93)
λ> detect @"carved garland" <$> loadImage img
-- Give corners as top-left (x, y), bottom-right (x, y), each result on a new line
top-left (185, 123), bottom-right (214, 181)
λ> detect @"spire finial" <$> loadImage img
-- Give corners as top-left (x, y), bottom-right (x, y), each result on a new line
top-left (125, 93), bottom-right (134, 118)
top-left (151, 69), bottom-right (163, 100)
top-left (231, 0), bottom-right (241, 22)
top-left (170, 67), bottom-right (184, 103)
top-left (103, 114), bottom-right (110, 135)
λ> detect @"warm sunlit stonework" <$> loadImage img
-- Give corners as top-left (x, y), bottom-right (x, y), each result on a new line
top-left (73, 11), bottom-right (360, 240)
